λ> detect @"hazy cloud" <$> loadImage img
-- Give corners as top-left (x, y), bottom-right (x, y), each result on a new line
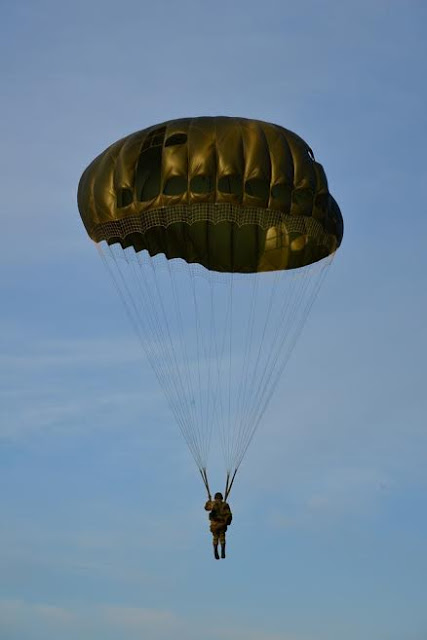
top-left (0, 598), bottom-right (308, 640)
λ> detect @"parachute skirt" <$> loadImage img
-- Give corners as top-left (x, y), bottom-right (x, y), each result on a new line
top-left (91, 202), bottom-right (338, 274)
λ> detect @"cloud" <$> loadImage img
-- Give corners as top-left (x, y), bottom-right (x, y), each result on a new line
top-left (265, 465), bottom-right (394, 533)
top-left (0, 385), bottom-right (162, 441)
top-left (0, 599), bottom-right (307, 640)
top-left (0, 600), bottom-right (175, 640)
top-left (1, 336), bottom-right (144, 371)
top-left (0, 332), bottom-right (167, 440)
top-left (100, 605), bottom-right (177, 630)
top-left (0, 599), bottom-right (75, 630)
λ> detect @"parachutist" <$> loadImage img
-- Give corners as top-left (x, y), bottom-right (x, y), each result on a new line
top-left (205, 492), bottom-right (232, 560)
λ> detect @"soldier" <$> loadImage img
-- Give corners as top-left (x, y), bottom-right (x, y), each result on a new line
top-left (204, 492), bottom-right (233, 559)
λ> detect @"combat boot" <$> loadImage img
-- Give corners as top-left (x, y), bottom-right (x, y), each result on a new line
top-left (221, 543), bottom-right (226, 559)
top-left (214, 544), bottom-right (220, 560)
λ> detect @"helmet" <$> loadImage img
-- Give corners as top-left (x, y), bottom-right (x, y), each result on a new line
top-left (214, 492), bottom-right (223, 501)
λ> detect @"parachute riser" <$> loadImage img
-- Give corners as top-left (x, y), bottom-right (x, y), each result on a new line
top-left (224, 468), bottom-right (238, 502)
top-left (200, 467), bottom-right (237, 502)
top-left (200, 467), bottom-right (212, 501)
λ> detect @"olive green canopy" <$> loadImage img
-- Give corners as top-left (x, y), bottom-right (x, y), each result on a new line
top-left (78, 117), bottom-right (343, 272)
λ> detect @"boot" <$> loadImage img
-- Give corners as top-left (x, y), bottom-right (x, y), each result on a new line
top-left (214, 544), bottom-right (220, 560)
top-left (221, 543), bottom-right (226, 559)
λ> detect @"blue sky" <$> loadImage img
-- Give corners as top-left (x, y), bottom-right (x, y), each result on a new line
top-left (1, 1), bottom-right (427, 639)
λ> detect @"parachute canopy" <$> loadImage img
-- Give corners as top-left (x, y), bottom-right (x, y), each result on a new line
top-left (78, 117), bottom-right (343, 273)
top-left (78, 117), bottom-right (343, 498)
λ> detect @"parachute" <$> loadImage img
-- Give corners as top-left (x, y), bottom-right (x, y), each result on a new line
top-left (78, 116), bottom-right (343, 499)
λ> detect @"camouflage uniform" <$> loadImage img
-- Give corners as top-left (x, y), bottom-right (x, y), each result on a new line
top-left (205, 494), bottom-right (232, 559)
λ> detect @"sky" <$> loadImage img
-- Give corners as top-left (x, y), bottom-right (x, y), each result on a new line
top-left (1, 0), bottom-right (427, 638)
